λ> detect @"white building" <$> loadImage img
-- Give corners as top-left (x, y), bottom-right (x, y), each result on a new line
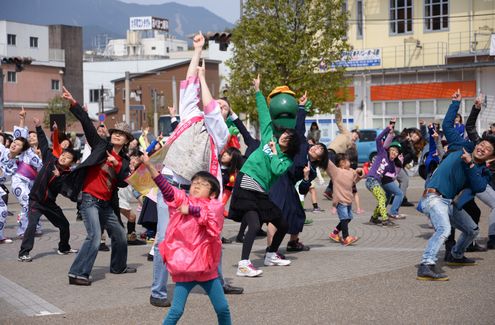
top-left (103, 30), bottom-right (187, 57)
top-left (83, 59), bottom-right (188, 119)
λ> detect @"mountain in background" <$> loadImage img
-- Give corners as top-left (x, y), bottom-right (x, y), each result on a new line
top-left (0, 0), bottom-right (234, 49)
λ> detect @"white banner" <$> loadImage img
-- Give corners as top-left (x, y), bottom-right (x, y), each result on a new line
top-left (130, 16), bottom-right (169, 31)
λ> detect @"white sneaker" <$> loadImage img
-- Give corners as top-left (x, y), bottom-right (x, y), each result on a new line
top-left (57, 248), bottom-right (79, 255)
top-left (0, 238), bottom-right (13, 244)
top-left (264, 252), bottom-right (291, 266)
top-left (236, 260), bottom-right (263, 277)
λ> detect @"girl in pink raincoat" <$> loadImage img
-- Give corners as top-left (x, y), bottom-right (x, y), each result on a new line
top-left (142, 153), bottom-right (231, 325)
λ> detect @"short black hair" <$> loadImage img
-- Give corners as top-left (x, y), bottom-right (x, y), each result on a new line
top-left (191, 171), bottom-right (220, 198)
top-left (480, 136), bottom-right (495, 156)
top-left (335, 153), bottom-right (350, 167)
top-left (61, 148), bottom-right (77, 161)
top-left (28, 130), bottom-right (36, 135)
top-left (279, 128), bottom-right (301, 159)
top-left (312, 143), bottom-right (329, 169)
top-left (351, 129), bottom-right (361, 138)
top-left (14, 137), bottom-right (30, 151)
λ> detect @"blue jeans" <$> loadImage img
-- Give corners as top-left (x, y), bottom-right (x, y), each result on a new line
top-left (450, 206), bottom-right (480, 259)
top-left (163, 277), bottom-right (231, 325)
top-left (336, 203), bottom-right (353, 221)
top-left (420, 193), bottom-right (452, 265)
top-left (151, 190), bottom-right (170, 300)
top-left (382, 182), bottom-right (404, 216)
top-left (69, 193), bottom-right (128, 278)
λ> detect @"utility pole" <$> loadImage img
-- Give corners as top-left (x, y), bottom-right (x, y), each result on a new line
top-left (100, 84), bottom-right (104, 115)
top-left (124, 71), bottom-right (130, 123)
top-left (172, 75), bottom-right (177, 114)
top-left (153, 89), bottom-right (158, 137)
top-left (0, 67), bottom-right (4, 129)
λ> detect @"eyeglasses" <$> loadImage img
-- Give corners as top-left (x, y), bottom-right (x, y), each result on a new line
top-left (191, 180), bottom-right (211, 188)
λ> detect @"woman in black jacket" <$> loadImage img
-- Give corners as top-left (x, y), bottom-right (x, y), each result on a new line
top-left (61, 87), bottom-right (135, 286)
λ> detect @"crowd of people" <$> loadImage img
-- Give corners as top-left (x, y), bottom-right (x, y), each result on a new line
top-left (0, 32), bottom-right (494, 324)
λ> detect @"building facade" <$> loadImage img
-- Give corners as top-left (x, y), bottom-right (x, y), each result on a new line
top-left (0, 21), bottom-right (82, 131)
top-left (340, 0), bottom-right (495, 132)
top-left (111, 60), bottom-right (220, 131)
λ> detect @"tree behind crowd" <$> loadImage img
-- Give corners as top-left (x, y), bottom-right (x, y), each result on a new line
top-left (227, 0), bottom-right (350, 120)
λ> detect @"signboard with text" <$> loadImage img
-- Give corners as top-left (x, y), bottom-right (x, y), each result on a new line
top-left (319, 49), bottom-right (382, 70)
top-left (130, 16), bottom-right (169, 32)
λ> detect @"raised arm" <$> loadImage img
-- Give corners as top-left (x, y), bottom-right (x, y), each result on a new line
top-left (62, 87), bottom-right (103, 149)
top-left (231, 110), bottom-right (257, 149)
top-left (466, 94), bottom-right (484, 143)
top-left (198, 60), bottom-right (229, 152)
top-left (253, 75), bottom-right (274, 144)
top-left (186, 32), bottom-right (204, 80)
top-left (52, 122), bottom-right (62, 158)
top-left (334, 104), bottom-right (350, 135)
top-left (13, 107), bottom-right (28, 139)
top-left (442, 90), bottom-right (469, 149)
top-left (33, 118), bottom-right (52, 162)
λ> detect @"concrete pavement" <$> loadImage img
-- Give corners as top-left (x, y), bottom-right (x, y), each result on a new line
top-left (0, 177), bottom-right (494, 324)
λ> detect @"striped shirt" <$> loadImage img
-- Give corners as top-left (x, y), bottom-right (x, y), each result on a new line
top-left (240, 174), bottom-right (265, 193)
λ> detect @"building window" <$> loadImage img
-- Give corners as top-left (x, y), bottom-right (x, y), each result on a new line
top-left (356, 0), bottom-right (363, 38)
top-left (89, 89), bottom-right (103, 103)
top-left (390, 0), bottom-right (413, 34)
top-left (151, 46), bottom-right (156, 50)
top-left (7, 34), bottom-right (16, 46)
top-left (177, 46), bottom-right (184, 51)
top-left (425, 0), bottom-right (448, 31)
top-left (30, 37), bottom-right (38, 48)
top-left (51, 80), bottom-right (60, 90)
top-left (7, 71), bottom-right (16, 83)
top-left (166, 47), bottom-right (169, 53)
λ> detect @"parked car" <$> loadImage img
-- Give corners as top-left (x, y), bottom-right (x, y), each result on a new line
top-left (356, 128), bottom-right (399, 163)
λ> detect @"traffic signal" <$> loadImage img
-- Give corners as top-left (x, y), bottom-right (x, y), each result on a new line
top-left (205, 32), bottom-right (231, 51)
top-left (1, 57), bottom-right (32, 72)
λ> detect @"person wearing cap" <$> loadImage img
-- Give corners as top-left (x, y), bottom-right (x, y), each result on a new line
top-left (381, 136), bottom-right (406, 220)
top-left (61, 87), bottom-right (135, 286)
top-left (17, 117), bottom-right (78, 262)
top-left (465, 93), bottom-right (495, 250)
top-left (365, 117), bottom-right (401, 227)
top-left (417, 90), bottom-right (493, 281)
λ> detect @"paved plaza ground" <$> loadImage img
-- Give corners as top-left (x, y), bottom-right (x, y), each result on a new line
top-left (0, 177), bottom-right (494, 324)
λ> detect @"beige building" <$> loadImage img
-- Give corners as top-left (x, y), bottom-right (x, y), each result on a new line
top-left (336, 0), bottom-right (495, 131)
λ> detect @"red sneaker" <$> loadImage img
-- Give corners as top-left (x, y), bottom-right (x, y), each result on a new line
top-left (342, 236), bottom-right (359, 246)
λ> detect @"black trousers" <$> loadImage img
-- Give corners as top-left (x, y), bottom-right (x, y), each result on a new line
top-left (19, 200), bottom-right (71, 256)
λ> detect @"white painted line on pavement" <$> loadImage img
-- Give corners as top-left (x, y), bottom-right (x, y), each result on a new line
top-left (0, 274), bottom-right (64, 317)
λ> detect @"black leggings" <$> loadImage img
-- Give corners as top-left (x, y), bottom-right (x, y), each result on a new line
top-left (241, 211), bottom-right (288, 260)
top-left (336, 219), bottom-right (351, 239)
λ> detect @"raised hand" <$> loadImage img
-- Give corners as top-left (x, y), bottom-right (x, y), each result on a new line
top-left (474, 92), bottom-right (484, 109)
top-left (52, 121), bottom-right (58, 130)
top-left (299, 91), bottom-right (308, 106)
top-left (193, 31), bottom-right (205, 50)
top-left (303, 161), bottom-right (310, 180)
top-left (62, 86), bottom-right (76, 105)
top-left (253, 74), bottom-right (260, 92)
top-left (452, 89), bottom-right (462, 102)
top-left (33, 117), bottom-right (41, 127)
top-left (52, 167), bottom-right (60, 177)
top-left (19, 106), bottom-right (26, 119)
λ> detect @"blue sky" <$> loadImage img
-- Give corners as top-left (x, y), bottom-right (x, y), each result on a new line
top-left (119, 0), bottom-right (241, 24)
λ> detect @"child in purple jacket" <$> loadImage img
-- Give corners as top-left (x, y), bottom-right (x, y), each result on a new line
top-left (365, 118), bottom-right (402, 227)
